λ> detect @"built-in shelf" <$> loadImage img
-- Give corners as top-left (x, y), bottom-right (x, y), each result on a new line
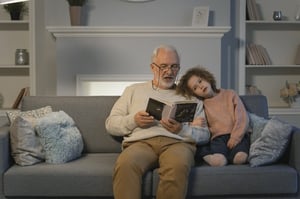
top-left (0, 20), bottom-right (29, 30)
top-left (47, 26), bottom-right (231, 38)
top-left (0, 0), bottom-right (34, 109)
top-left (246, 20), bottom-right (300, 24)
top-left (0, 20), bottom-right (29, 24)
top-left (239, 0), bottom-right (300, 112)
top-left (246, 65), bottom-right (300, 68)
top-left (269, 107), bottom-right (300, 115)
top-left (0, 65), bottom-right (29, 69)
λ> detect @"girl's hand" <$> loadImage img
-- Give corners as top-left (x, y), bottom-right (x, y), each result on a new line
top-left (190, 117), bottom-right (207, 127)
top-left (227, 137), bottom-right (239, 149)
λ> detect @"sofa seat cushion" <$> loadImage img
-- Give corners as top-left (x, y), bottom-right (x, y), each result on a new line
top-left (4, 153), bottom-right (153, 197)
top-left (4, 153), bottom-right (117, 197)
top-left (3, 154), bottom-right (100, 196)
top-left (152, 164), bottom-right (298, 196)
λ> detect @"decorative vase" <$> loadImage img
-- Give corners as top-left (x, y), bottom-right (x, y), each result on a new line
top-left (290, 96), bottom-right (300, 108)
top-left (69, 6), bottom-right (82, 26)
top-left (295, 5), bottom-right (300, 20)
top-left (9, 11), bottom-right (21, 20)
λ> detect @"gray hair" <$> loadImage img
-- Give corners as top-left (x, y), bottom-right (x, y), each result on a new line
top-left (151, 44), bottom-right (180, 63)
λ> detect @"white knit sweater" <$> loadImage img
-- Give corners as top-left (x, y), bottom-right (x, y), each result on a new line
top-left (105, 81), bottom-right (210, 145)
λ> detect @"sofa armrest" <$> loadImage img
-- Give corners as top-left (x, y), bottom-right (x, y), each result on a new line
top-left (288, 127), bottom-right (300, 171)
top-left (0, 126), bottom-right (11, 172)
top-left (0, 126), bottom-right (12, 198)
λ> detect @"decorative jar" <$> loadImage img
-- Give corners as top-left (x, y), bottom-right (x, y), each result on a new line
top-left (273, 11), bottom-right (282, 21)
top-left (15, 49), bottom-right (29, 65)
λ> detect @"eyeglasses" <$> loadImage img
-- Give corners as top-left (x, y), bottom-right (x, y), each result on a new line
top-left (152, 62), bottom-right (180, 72)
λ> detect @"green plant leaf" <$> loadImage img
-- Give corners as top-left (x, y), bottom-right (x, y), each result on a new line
top-left (66, 0), bottom-right (87, 6)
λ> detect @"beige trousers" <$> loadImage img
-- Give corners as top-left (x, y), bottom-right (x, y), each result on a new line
top-left (113, 136), bottom-right (196, 199)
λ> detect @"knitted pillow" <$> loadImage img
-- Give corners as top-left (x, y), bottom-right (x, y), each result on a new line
top-left (35, 111), bottom-right (84, 164)
top-left (248, 112), bottom-right (268, 144)
top-left (248, 117), bottom-right (293, 167)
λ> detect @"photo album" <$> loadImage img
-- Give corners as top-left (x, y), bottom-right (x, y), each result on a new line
top-left (146, 97), bottom-right (198, 123)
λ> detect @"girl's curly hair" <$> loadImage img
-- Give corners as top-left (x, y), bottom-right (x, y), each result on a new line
top-left (176, 66), bottom-right (218, 99)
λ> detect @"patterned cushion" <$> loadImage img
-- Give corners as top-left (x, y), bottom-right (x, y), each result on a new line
top-left (6, 106), bottom-right (52, 125)
top-left (10, 116), bottom-right (45, 166)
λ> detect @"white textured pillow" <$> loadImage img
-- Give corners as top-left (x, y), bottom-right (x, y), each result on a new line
top-left (35, 111), bottom-right (84, 164)
top-left (248, 117), bottom-right (293, 167)
top-left (6, 106), bottom-right (53, 125)
top-left (10, 116), bottom-right (45, 166)
top-left (248, 112), bottom-right (268, 144)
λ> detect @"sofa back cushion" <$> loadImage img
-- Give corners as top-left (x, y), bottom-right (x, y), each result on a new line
top-left (240, 95), bottom-right (269, 119)
top-left (20, 95), bottom-right (269, 154)
top-left (21, 96), bottom-right (122, 153)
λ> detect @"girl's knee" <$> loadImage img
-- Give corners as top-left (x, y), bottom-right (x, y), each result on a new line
top-left (204, 154), bottom-right (227, 167)
top-left (233, 152), bottom-right (248, 165)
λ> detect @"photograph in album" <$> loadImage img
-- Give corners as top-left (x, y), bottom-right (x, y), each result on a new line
top-left (146, 97), bottom-right (197, 123)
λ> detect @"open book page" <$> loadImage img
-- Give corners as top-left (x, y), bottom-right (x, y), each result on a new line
top-left (146, 97), bottom-right (197, 122)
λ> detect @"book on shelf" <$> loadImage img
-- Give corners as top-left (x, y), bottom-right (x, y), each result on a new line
top-left (12, 87), bottom-right (30, 109)
top-left (294, 44), bottom-right (300, 65)
top-left (246, 45), bottom-right (255, 64)
top-left (246, 0), bottom-right (262, 20)
top-left (258, 45), bottom-right (272, 65)
top-left (246, 44), bottom-right (271, 65)
top-left (145, 97), bottom-right (198, 123)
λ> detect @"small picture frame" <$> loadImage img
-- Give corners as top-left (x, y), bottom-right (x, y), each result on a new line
top-left (192, 6), bottom-right (209, 27)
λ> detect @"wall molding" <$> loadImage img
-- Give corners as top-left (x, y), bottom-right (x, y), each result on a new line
top-left (47, 26), bottom-right (231, 38)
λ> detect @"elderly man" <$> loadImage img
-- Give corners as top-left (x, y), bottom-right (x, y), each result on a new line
top-left (105, 44), bottom-right (210, 199)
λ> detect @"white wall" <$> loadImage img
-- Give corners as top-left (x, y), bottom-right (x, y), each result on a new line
top-left (53, 29), bottom-right (228, 95)
top-left (45, 0), bottom-right (230, 26)
top-left (37, 0), bottom-right (233, 95)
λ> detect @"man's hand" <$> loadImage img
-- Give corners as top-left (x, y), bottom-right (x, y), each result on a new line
top-left (134, 111), bottom-right (156, 128)
top-left (160, 118), bottom-right (182, 134)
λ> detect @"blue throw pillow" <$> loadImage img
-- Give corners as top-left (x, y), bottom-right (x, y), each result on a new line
top-left (248, 117), bottom-right (292, 167)
top-left (35, 111), bottom-right (84, 164)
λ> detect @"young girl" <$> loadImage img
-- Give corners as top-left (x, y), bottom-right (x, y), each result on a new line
top-left (176, 66), bottom-right (249, 167)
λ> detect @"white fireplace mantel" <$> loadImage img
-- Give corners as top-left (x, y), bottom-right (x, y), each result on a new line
top-left (47, 26), bottom-right (231, 38)
top-left (46, 26), bottom-right (231, 96)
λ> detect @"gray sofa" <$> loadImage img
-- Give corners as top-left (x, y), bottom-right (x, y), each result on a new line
top-left (0, 95), bottom-right (299, 199)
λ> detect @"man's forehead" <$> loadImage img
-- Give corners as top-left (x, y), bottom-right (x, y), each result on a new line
top-left (156, 52), bottom-right (179, 62)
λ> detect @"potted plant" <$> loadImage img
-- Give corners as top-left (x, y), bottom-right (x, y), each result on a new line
top-left (66, 0), bottom-right (87, 6)
top-left (66, 0), bottom-right (87, 26)
top-left (3, 2), bottom-right (28, 20)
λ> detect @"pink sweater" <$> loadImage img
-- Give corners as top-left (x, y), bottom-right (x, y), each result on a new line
top-left (204, 89), bottom-right (249, 142)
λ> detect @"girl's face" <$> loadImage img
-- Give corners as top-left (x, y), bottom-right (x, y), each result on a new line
top-left (187, 75), bottom-right (215, 98)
